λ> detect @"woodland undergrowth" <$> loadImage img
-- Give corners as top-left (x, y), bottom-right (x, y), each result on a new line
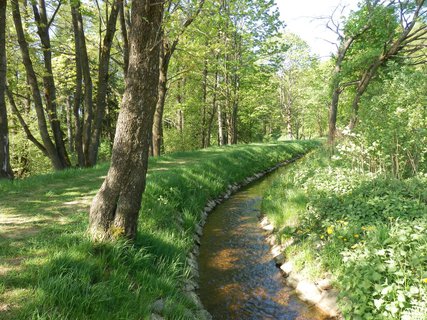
top-left (262, 147), bottom-right (427, 320)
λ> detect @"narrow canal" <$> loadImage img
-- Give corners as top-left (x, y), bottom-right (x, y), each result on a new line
top-left (198, 164), bottom-right (326, 319)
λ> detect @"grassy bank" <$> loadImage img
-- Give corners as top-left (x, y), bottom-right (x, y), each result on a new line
top-left (0, 141), bottom-right (318, 319)
top-left (262, 148), bottom-right (427, 320)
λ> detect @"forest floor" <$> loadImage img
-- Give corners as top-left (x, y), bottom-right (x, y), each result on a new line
top-left (0, 141), bottom-right (319, 319)
top-left (262, 148), bottom-right (427, 320)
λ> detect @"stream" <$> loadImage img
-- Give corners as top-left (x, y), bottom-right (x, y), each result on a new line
top-left (197, 164), bottom-right (327, 319)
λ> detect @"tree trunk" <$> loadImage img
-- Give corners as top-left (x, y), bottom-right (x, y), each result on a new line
top-left (229, 100), bottom-right (238, 144)
top-left (348, 2), bottom-right (424, 131)
top-left (88, 0), bottom-right (121, 166)
top-left (71, 3), bottom-right (85, 166)
top-left (328, 36), bottom-right (355, 145)
top-left (152, 39), bottom-right (169, 157)
top-left (89, 0), bottom-right (164, 241)
top-left (32, 0), bottom-right (71, 169)
top-left (119, 0), bottom-right (129, 75)
top-left (66, 96), bottom-right (73, 152)
top-left (151, 1), bottom-right (204, 155)
top-left (201, 60), bottom-right (208, 148)
top-left (11, 0), bottom-right (64, 170)
top-left (73, 2), bottom-right (94, 166)
top-left (206, 68), bottom-right (219, 148)
top-left (217, 104), bottom-right (225, 146)
top-left (286, 101), bottom-right (292, 140)
top-left (0, 0), bottom-right (13, 179)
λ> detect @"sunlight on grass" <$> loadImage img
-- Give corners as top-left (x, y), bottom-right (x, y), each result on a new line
top-left (0, 141), bottom-right (319, 319)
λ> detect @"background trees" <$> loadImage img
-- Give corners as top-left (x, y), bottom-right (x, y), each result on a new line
top-left (327, 0), bottom-right (427, 177)
top-left (0, 0), bottom-right (425, 180)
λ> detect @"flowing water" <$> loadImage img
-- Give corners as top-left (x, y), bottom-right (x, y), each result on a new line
top-left (198, 165), bottom-right (327, 320)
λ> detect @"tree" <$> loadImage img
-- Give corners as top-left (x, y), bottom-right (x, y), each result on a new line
top-left (348, 0), bottom-right (426, 129)
top-left (151, 0), bottom-right (205, 157)
top-left (11, 0), bottom-right (70, 170)
top-left (89, 0), bottom-right (164, 241)
top-left (0, 0), bottom-right (13, 179)
top-left (326, 1), bottom-right (380, 145)
top-left (275, 33), bottom-right (313, 139)
top-left (88, 0), bottom-right (121, 165)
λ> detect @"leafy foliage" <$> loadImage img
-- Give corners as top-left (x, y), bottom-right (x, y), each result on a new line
top-left (262, 149), bottom-right (427, 319)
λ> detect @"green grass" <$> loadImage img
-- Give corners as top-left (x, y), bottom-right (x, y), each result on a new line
top-left (0, 141), bottom-right (318, 320)
top-left (262, 147), bottom-right (427, 320)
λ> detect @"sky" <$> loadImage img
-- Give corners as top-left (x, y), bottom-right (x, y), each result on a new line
top-left (276, 0), bottom-right (359, 59)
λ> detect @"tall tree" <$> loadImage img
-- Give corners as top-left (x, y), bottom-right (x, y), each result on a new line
top-left (0, 0), bottom-right (13, 179)
top-left (152, 0), bottom-right (205, 157)
top-left (348, 0), bottom-right (426, 129)
top-left (11, 0), bottom-right (69, 170)
top-left (326, 2), bottom-right (379, 145)
top-left (69, 0), bottom-right (121, 167)
top-left (88, 0), bottom-right (121, 166)
top-left (31, 0), bottom-right (71, 168)
top-left (89, 0), bottom-right (164, 241)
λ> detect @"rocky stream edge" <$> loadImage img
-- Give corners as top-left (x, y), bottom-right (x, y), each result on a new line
top-left (150, 154), bottom-right (341, 320)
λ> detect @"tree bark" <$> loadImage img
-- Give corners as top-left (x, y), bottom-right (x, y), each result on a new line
top-left (201, 60), bottom-right (208, 148)
top-left (73, 2), bottom-right (94, 166)
top-left (119, 0), bottom-right (129, 75)
top-left (89, 0), bottom-right (164, 241)
top-left (66, 96), bottom-right (73, 152)
top-left (152, 39), bottom-right (170, 157)
top-left (71, 3), bottom-right (85, 166)
top-left (328, 36), bottom-right (355, 145)
top-left (11, 0), bottom-right (64, 170)
top-left (88, 0), bottom-right (121, 166)
top-left (0, 0), bottom-right (13, 179)
top-left (217, 103), bottom-right (225, 146)
top-left (206, 67), bottom-right (219, 147)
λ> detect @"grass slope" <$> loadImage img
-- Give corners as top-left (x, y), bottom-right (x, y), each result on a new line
top-left (0, 141), bottom-right (318, 320)
top-left (262, 148), bottom-right (427, 320)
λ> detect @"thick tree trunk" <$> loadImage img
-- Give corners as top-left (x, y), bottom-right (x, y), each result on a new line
top-left (32, 0), bottom-right (71, 169)
top-left (0, 0), bottom-right (13, 179)
top-left (11, 0), bottom-right (64, 170)
top-left (89, 0), bottom-right (164, 241)
top-left (88, 0), bottom-right (121, 166)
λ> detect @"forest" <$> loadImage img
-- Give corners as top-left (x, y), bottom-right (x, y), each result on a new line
top-left (0, 0), bottom-right (426, 319)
